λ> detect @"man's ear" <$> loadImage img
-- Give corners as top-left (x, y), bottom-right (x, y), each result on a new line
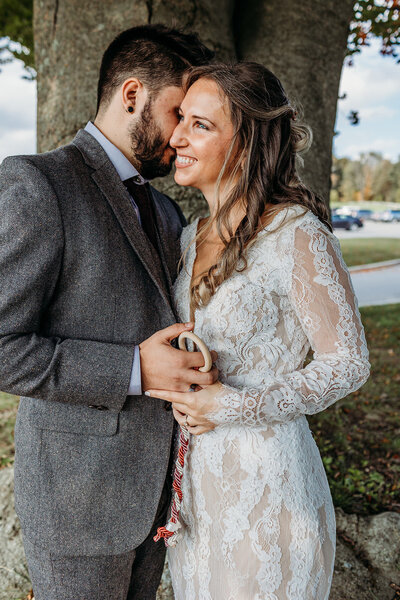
top-left (122, 78), bottom-right (143, 114)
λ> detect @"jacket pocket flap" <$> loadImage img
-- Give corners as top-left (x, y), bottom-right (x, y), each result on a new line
top-left (20, 397), bottom-right (119, 436)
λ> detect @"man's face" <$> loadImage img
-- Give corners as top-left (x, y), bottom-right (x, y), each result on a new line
top-left (129, 85), bottom-right (185, 179)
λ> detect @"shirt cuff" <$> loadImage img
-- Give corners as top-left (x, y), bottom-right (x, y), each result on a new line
top-left (127, 345), bottom-right (142, 396)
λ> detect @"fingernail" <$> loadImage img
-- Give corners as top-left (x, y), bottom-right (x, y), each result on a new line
top-left (184, 322), bottom-right (193, 327)
top-left (144, 391), bottom-right (151, 396)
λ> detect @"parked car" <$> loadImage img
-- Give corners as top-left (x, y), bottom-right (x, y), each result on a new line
top-left (331, 214), bottom-right (363, 231)
top-left (353, 209), bottom-right (375, 222)
top-left (379, 210), bottom-right (400, 222)
top-left (334, 206), bottom-right (352, 216)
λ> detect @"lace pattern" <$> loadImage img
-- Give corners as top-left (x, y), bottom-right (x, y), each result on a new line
top-left (167, 205), bottom-right (370, 599)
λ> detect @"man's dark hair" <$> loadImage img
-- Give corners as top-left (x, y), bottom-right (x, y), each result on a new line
top-left (96, 24), bottom-right (214, 114)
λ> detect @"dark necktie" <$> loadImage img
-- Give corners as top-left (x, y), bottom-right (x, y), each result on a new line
top-left (124, 178), bottom-right (159, 252)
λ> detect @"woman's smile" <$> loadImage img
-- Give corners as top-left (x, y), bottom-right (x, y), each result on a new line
top-left (175, 154), bottom-right (198, 167)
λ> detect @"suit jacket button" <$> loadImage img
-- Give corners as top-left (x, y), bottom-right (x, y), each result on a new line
top-left (88, 404), bottom-right (109, 410)
top-left (164, 401), bottom-right (172, 411)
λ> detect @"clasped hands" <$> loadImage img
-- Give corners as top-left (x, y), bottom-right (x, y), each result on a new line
top-left (140, 322), bottom-right (222, 435)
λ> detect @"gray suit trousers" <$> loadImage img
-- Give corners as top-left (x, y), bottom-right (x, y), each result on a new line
top-left (22, 471), bottom-right (172, 600)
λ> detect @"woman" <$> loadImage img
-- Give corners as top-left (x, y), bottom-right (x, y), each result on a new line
top-left (145, 63), bottom-right (370, 599)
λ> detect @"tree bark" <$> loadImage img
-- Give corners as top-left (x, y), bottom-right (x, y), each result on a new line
top-left (33, 0), bottom-right (354, 208)
top-left (149, 0), bottom-right (236, 217)
top-left (34, 0), bottom-right (149, 151)
top-left (234, 0), bottom-right (355, 203)
top-left (33, 0), bottom-right (236, 218)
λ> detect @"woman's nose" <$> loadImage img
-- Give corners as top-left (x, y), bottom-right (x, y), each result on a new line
top-left (170, 121), bottom-right (187, 149)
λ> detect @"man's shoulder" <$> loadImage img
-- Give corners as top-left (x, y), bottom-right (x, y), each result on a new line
top-left (2, 140), bottom-right (83, 179)
top-left (150, 186), bottom-right (187, 228)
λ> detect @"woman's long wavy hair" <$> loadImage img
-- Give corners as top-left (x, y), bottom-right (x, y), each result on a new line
top-left (183, 62), bottom-right (332, 314)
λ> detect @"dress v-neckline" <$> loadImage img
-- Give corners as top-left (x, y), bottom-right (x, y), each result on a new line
top-left (188, 216), bottom-right (201, 289)
top-left (185, 207), bottom-right (297, 322)
top-left (186, 216), bottom-right (201, 323)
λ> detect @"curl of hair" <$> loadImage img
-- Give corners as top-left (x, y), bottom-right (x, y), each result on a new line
top-left (181, 62), bottom-right (332, 316)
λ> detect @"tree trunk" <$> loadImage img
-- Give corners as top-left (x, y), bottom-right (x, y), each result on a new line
top-left (149, 0), bottom-right (237, 217)
top-left (33, 0), bottom-right (236, 217)
top-left (34, 0), bottom-right (354, 208)
top-left (234, 0), bottom-right (355, 203)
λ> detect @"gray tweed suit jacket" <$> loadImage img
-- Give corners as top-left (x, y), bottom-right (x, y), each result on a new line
top-left (0, 130), bottom-right (186, 556)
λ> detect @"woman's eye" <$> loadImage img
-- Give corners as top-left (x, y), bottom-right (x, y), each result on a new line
top-left (178, 114), bottom-right (184, 122)
top-left (195, 121), bottom-right (208, 130)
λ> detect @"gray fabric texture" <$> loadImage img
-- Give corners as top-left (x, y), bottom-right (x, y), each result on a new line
top-left (21, 472), bottom-right (171, 599)
top-left (0, 129), bottom-right (185, 555)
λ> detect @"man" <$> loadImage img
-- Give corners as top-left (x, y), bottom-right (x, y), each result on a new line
top-left (0, 25), bottom-right (215, 599)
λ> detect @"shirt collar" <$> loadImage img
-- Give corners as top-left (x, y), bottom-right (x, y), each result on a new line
top-left (84, 121), bottom-right (147, 184)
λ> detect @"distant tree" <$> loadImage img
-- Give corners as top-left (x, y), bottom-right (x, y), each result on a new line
top-left (342, 158), bottom-right (364, 202)
top-left (387, 160), bottom-right (400, 202)
top-left (0, 0), bottom-right (34, 77)
top-left (332, 152), bottom-right (400, 204)
top-left (372, 157), bottom-right (396, 202)
top-left (331, 156), bottom-right (351, 203)
top-left (360, 151), bottom-right (384, 201)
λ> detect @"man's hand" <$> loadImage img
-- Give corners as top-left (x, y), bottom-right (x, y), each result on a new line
top-left (139, 323), bottom-right (218, 393)
top-left (144, 381), bottom-right (223, 435)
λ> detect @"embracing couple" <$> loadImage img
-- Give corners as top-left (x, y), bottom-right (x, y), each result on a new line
top-left (0, 24), bottom-right (370, 600)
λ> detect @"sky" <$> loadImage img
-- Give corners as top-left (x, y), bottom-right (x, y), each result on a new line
top-left (333, 38), bottom-right (400, 162)
top-left (0, 37), bottom-right (399, 164)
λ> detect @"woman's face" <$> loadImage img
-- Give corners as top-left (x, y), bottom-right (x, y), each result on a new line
top-left (169, 78), bottom-right (236, 199)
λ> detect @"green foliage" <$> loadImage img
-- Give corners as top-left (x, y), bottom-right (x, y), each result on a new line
top-left (349, 0), bottom-right (400, 61)
top-left (0, 0), bottom-right (34, 76)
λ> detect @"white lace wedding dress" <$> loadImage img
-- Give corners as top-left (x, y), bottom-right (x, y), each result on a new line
top-left (167, 205), bottom-right (370, 600)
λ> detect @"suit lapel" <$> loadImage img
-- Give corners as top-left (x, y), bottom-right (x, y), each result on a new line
top-left (150, 190), bottom-right (175, 296)
top-left (91, 169), bottom-right (173, 311)
top-left (72, 130), bottom-right (174, 315)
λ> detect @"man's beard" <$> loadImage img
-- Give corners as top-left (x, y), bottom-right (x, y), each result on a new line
top-left (129, 98), bottom-right (175, 180)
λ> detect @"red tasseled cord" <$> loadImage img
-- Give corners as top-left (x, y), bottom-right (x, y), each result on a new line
top-left (153, 423), bottom-right (190, 546)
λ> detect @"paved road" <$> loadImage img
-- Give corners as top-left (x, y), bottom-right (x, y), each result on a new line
top-left (350, 264), bottom-right (400, 307)
top-left (334, 221), bottom-right (400, 239)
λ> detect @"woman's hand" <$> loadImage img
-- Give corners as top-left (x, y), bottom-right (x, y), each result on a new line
top-left (145, 381), bottom-right (223, 435)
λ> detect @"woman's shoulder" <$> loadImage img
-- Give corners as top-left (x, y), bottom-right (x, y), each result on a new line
top-left (259, 203), bottom-right (334, 241)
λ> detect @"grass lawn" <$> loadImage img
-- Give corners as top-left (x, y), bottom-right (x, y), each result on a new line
top-left (339, 237), bottom-right (400, 267)
top-left (1, 305), bottom-right (399, 517)
top-left (308, 303), bottom-right (400, 516)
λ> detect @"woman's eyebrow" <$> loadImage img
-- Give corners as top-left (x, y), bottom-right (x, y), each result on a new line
top-left (192, 115), bottom-right (216, 126)
top-left (178, 107), bottom-right (217, 127)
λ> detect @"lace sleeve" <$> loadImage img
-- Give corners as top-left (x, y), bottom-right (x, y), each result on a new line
top-left (210, 215), bottom-right (371, 427)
